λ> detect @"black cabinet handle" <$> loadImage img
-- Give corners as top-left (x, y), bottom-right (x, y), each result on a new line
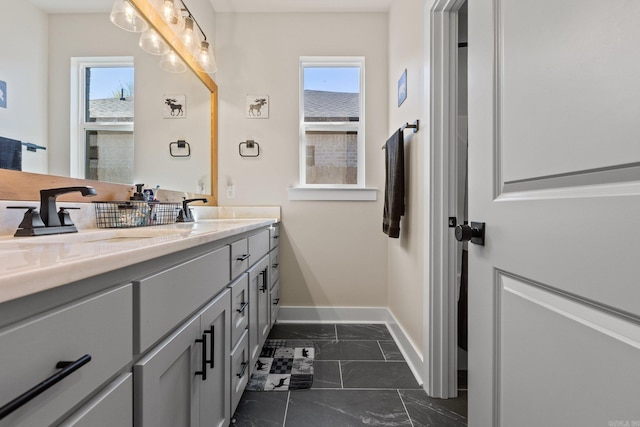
top-left (273, 298), bottom-right (280, 305)
top-left (204, 326), bottom-right (215, 369)
top-left (236, 254), bottom-right (250, 261)
top-left (260, 268), bottom-right (268, 292)
top-left (237, 361), bottom-right (248, 379)
top-left (195, 334), bottom-right (207, 381)
top-left (237, 301), bottom-right (249, 313)
top-left (272, 263), bottom-right (279, 268)
top-left (0, 354), bottom-right (91, 420)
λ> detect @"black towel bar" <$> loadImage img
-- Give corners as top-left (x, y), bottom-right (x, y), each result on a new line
top-left (382, 120), bottom-right (420, 149)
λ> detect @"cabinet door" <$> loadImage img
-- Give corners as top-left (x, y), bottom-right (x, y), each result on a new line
top-left (134, 315), bottom-right (201, 427)
top-left (199, 290), bottom-right (231, 427)
top-left (247, 255), bottom-right (270, 369)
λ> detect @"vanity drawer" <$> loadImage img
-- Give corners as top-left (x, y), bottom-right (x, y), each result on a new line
top-left (230, 329), bottom-right (249, 415)
top-left (0, 285), bottom-right (132, 427)
top-left (230, 238), bottom-right (249, 280)
top-left (135, 246), bottom-right (230, 353)
top-left (269, 249), bottom-right (280, 286)
top-left (270, 280), bottom-right (281, 328)
top-left (248, 229), bottom-right (269, 267)
top-left (269, 224), bottom-right (280, 250)
top-left (229, 273), bottom-right (249, 346)
top-left (59, 373), bottom-right (132, 427)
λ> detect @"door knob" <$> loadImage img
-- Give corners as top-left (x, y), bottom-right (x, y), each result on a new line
top-left (454, 222), bottom-right (485, 246)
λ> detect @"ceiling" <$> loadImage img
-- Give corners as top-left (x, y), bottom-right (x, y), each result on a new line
top-left (31, 0), bottom-right (392, 14)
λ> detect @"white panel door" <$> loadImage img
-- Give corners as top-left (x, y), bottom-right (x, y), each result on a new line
top-left (467, 0), bottom-right (640, 425)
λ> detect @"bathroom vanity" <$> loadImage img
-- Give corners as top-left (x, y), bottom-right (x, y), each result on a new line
top-left (0, 218), bottom-right (281, 427)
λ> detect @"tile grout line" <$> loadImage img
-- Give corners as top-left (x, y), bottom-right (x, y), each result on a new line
top-left (338, 360), bottom-right (344, 388)
top-left (377, 340), bottom-right (387, 361)
top-left (397, 389), bottom-right (415, 427)
top-left (334, 324), bottom-right (338, 341)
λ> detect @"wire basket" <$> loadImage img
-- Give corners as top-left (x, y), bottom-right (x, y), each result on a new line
top-left (94, 201), bottom-right (181, 228)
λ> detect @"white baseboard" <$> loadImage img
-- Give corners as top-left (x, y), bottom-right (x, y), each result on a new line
top-left (277, 306), bottom-right (424, 386)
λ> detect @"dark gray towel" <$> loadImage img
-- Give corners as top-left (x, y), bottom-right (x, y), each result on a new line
top-left (0, 136), bottom-right (22, 171)
top-left (383, 129), bottom-right (404, 238)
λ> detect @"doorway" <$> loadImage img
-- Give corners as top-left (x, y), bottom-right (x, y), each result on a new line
top-left (426, 0), bottom-right (468, 399)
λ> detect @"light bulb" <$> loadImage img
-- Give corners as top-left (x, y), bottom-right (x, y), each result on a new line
top-left (182, 17), bottom-right (195, 48)
top-left (196, 41), bottom-right (217, 73)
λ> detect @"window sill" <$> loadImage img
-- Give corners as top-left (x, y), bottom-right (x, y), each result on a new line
top-left (288, 186), bottom-right (378, 201)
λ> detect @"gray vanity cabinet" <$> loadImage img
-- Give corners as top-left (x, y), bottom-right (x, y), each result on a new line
top-left (0, 284), bottom-right (132, 427)
top-left (134, 289), bottom-right (231, 427)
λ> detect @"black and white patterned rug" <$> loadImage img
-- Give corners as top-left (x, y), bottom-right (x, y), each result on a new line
top-left (246, 339), bottom-right (314, 391)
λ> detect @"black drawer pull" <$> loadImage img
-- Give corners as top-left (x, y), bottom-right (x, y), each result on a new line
top-left (236, 254), bottom-right (250, 261)
top-left (195, 334), bottom-right (207, 381)
top-left (204, 326), bottom-right (215, 369)
top-left (237, 301), bottom-right (249, 313)
top-left (237, 361), bottom-right (248, 379)
top-left (0, 354), bottom-right (91, 420)
top-left (260, 268), bottom-right (268, 292)
top-left (272, 263), bottom-right (279, 268)
top-left (273, 298), bottom-right (280, 305)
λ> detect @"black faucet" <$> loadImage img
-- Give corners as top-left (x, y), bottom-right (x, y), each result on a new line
top-left (40, 186), bottom-right (97, 227)
top-left (176, 198), bottom-right (208, 222)
top-left (10, 186), bottom-right (97, 236)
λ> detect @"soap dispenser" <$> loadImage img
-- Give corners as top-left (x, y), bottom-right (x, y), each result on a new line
top-left (130, 183), bottom-right (145, 201)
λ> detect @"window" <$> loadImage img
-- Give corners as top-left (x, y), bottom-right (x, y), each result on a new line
top-left (299, 57), bottom-right (365, 188)
top-left (70, 57), bottom-right (134, 184)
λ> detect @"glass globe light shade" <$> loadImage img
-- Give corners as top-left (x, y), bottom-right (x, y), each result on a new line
top-left (110, 0), bottom-right (148, 32)
top-left (159, 51), bottom-right (187, 73)
top-left (139, 29), bottom-right (170, 55)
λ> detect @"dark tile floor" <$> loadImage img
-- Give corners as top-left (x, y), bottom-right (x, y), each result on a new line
top-left (231, 323), bottom-right (468, 426)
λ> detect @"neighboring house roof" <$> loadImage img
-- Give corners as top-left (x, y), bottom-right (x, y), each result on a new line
top-left (89, 97), bottom-right (134, 121)
top-left (304, 90), bottom-right (359, 122)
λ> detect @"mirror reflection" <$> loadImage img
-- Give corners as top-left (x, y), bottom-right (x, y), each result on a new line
top-left (1, 0), bottom-right (213, 196)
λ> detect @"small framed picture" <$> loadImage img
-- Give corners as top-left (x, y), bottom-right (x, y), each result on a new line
top-left (246, 95), bottom-right (269, 119)
top-left (163, 94), bottom-right (186, 118)
top-left (397, 69), bottom-right (407, 107)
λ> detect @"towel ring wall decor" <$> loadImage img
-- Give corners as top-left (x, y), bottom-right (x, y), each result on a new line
top-left (382, 120), bottom-right (420, 149)
top-left (239, 140), bottom-right (260, 157)
top-left (169, 140), bottom-right (191, 157)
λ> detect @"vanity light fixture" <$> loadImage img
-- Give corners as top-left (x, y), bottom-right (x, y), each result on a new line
top-left (110, 0), bottom-right (217, 74)
top-left (110, 0), bottom-right (149, 32)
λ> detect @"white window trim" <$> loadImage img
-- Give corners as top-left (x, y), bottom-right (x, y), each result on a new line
top-left (70, 56), bottom-right (134, 179)
top-left (291, 56), bottom-right (376, 201)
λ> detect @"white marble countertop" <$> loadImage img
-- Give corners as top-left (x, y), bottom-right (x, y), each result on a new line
top-left (0, 219), bottom-right (277, 304)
